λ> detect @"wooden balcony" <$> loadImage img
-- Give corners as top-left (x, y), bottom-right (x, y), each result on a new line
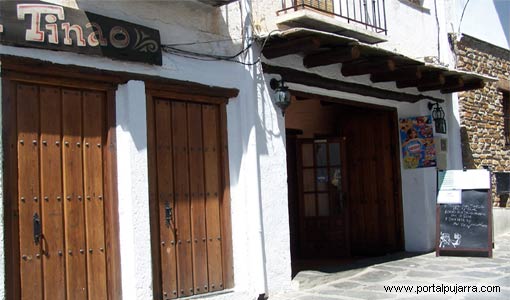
top-left (277, 0), bottom-right (387, 44)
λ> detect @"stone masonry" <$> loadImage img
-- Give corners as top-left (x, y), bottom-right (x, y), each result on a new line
top-left (454, 34), bottom-right (510, 207)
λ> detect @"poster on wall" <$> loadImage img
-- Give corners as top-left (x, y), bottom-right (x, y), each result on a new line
top-left (399, 115), bottom-right (436, 169)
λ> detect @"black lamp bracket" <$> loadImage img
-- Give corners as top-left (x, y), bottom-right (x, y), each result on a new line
top-left (428, 101), bottom-right (438, 110)
top-left (270, 78), bottom-right (285, 90)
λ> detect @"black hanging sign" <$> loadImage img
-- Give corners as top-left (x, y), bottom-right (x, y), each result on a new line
top-left (0, 1), bottom-right (162, 65)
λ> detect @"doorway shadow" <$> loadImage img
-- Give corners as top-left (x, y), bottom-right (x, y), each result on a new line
top-left (291, 251), bottom-right (429, 278)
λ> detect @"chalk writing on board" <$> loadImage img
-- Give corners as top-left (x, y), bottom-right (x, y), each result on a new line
top-left (443, 204), bottom-right (488, 229)
top-left (439, 232), bottom-right (462, 248)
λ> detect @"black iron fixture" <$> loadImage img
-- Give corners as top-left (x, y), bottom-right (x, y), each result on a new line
top-left (270, 78), bottom-right (291, 116)
top-left (428, 101), bottom-right (447, 134)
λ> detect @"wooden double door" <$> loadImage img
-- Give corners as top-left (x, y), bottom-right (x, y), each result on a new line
top-left (147, 92), bottom-right (232, 299)
top-left (3, 78), bottom-right (118, 300)
top-left (342, 110), bottom-right (403, 255)
top-left (294, 108), bottom-right (403, 259)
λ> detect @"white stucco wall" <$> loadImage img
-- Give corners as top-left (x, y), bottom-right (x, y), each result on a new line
top-left (398, 101), bottom-right (441, 252)
top-left (0, 0), bottom-right (293, 299)
top-left (116, 81), bottom-right (153, 300)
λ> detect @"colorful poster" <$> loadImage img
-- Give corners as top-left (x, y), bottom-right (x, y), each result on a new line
top-left (399, 116), bottom-right (436, 169)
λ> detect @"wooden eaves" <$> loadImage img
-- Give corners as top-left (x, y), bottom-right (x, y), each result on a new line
top-left (260, 28), bottom-right (496, 101)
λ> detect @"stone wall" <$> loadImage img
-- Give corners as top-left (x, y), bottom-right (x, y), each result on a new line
top-left (455, 34), bottom-right (510, 207)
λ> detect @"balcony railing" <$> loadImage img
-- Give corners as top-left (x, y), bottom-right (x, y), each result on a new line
top-left (278, 0), bottom-right (387, 35)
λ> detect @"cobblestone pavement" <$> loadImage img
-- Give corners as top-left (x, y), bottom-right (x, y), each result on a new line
top-left (271, 232), bottom-right (510, 300)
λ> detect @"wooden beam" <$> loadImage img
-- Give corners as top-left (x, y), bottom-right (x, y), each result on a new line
top-left (370, 67), bottom-right (422, 83)
top-left (292, 90), bottom-right (401, 111)
top-left (285, 128), bottom-right (304, 136)
top-left (418, 77), bottom-right (464, 92)
top-left (341, 59), bottom-right (396, 77)
top-left (396, 72), bottom-right (444, 89)
top-left (303, 45), bottom-right (361, 68)
top-left (262, 37), bottom-right (322, 59)
top-left (441, 79), bottom-right (485, 93)
top-left (262, 63), bottom-right (444, 103)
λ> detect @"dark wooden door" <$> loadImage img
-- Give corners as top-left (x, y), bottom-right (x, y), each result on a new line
top-left (6, 81), bottom-right (115, 300)
top-left (343, 110), bottom-right (402, 256)
top-left (147, 95), bottom-right (230, 299)
top-left (297, 138), bottom-right (349, 258)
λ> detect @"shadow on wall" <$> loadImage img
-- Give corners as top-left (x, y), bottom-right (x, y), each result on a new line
top-left (460, 126), bottom-right (476, 169)
top-left (494, 0), bottom-right (510, 48)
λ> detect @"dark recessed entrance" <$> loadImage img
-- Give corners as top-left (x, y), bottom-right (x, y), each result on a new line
top-left (285, 93), bottom-right (404, 274)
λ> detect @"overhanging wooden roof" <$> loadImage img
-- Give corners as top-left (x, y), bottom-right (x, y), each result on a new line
top-left (260, 28), bottom-right (496, 95)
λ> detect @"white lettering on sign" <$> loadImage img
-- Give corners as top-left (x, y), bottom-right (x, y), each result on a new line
top-left (14, 3), bottom-right (135, 48)
top-left (109, 26), bottom-right (129, 49)
top-left (2, 2), bottom-right (162, 65)
top-left (17, 4), bottom-right (65, 42)
top-left (45, 14), bottom-right (58, 44)
top-left (61, 22), bottom-right (86, 46)
top-left (86, 22), bottom-right (107, 47)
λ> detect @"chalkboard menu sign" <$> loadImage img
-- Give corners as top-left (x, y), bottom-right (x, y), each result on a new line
top-left (436, 170), bottom-right (492, 257)
top-left (495, 172), bottom-right (510, 194)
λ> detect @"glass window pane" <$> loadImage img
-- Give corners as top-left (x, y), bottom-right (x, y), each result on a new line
top-left (316, 168), bottom-right (328, 191)
top-left (303, 169), bottom-right (315, 192)
top-left (330, 168), bottom-right (342, 192)
top-left (329, 143), bottom-right (341, 166)
top-left (304, 194), bottom-right (316, 217)
top-left (301, 144), bottom-right (314, 167)
top-left (315, 142), bottom-right (327, 167)
top-left (318, 193), bottom-right (329, 217)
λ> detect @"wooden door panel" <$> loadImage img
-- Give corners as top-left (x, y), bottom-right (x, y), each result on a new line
top-left (172, 102), bottom-right (194, 298)
top-left (202, 104), bottom-right (224, 292)
top-left (62, 89), bottom-right (87, 300)
top-left (83, 91), bottom-right (108, 300)
top-left (8, 77), bottom-right (117, 300)
top-left (17, 84), bottom-right (43, 300)
top-left (377, 113), bottom-right (398, 251)
top-left (149, 96), bottom-right (227, 298)
top-left (155, 99), bottom-right (178, 299)
top-left (39, 86), bottom-right (66, 300)
top-left (345, 112), bottom-right (400, 255)
top-left (187, 103), bottom-right (209, 295)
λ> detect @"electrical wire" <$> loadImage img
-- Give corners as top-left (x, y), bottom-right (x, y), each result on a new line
top-left (161, 30), bottom-right (281, 66)
top-left (164, 37), bottom-right (246, 47)
top-left (163, 40), bottom-right (255, 61)
top-left (434, 0), bottom-right (441, 62)
top-left (458, 0), bottom-right (471, 34)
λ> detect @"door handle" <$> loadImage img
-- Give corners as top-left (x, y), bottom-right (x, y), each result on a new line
top-left (33, 212), bottom-right (41, 245)
top-left (165, 202), bottom-right (172, 227)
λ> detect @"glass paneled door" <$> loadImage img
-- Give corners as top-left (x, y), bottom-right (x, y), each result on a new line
top-left (297, 138), bottom-right (349, 258)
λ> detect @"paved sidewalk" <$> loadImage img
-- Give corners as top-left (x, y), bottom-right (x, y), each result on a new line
top-left (271, 232), bottom-right (510, 300)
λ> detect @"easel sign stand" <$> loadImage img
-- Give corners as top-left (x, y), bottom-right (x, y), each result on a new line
top-left (435, 168), bottom-right (493, 257)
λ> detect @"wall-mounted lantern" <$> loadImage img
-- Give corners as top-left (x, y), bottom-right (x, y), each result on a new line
top-left (270, 78), bottom-right (291, 116)
top-left (428, 102), bottom-right (447, 134)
